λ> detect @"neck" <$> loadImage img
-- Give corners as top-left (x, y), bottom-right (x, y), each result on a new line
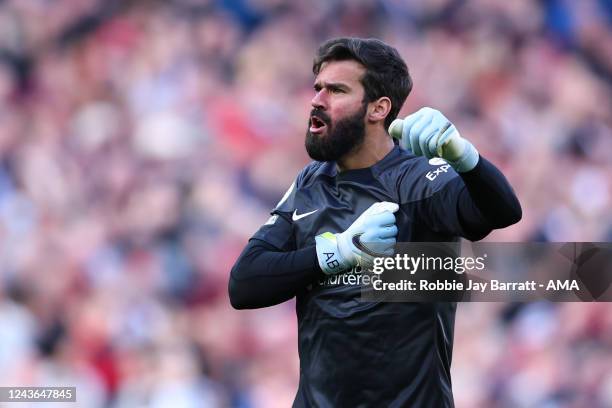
top-left (337, 127), bottom-right (394, 171)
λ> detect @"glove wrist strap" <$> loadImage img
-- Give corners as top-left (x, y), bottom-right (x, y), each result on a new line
top-left (447, 142), bottom-right (479, 173)
top-left (315, 232), bottom-right (350, 275)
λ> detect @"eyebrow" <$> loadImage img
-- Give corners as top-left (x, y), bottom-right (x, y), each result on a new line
top-left (313, 81), bottom-right (351, 92)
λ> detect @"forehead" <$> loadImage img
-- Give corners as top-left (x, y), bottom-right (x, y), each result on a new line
top-left (315, 60), bottom-right (366, 87)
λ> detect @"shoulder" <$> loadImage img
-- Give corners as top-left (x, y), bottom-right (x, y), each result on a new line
top-left (375, 148), bottom-right (462, 204)
top-left (273, 161), bottom-right (332, 213)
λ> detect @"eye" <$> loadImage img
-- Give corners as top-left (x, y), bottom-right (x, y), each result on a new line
top-left (329, 87), bottom-right (343, 94)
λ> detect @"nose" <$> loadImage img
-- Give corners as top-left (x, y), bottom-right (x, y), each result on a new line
top-left (311, 89), bottom-right (327, 110)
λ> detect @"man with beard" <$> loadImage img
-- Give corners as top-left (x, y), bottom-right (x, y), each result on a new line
top-left (229, 37), bottom-right (521, 407)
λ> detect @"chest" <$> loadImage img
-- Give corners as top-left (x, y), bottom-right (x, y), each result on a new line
top-left (291, 180), bottom-right (403, 247)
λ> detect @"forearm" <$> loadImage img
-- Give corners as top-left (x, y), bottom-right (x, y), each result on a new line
top-left (229, 239), bottom-right (321, 309)
top-left (457, 155), bottom-right (522, 238)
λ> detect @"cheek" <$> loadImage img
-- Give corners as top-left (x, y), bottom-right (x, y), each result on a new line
top-left (330, 100), bottom-right (363, 122)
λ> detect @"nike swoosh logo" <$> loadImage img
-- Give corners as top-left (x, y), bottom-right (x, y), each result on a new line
top-left (292, 209), bottom-right (318, 221)
top-left (352, 233), bottom-right (389, 257)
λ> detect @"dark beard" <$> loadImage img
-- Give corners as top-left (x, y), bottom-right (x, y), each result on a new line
top-left (305, 103), bottom-right (367, 162)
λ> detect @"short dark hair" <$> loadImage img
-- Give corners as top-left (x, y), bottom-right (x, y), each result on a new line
top-left (313, 37), bottom-right (412, 129)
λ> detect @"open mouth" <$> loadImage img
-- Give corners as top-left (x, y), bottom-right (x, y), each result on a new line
top-left (309, 116), bottom-right (327, 134)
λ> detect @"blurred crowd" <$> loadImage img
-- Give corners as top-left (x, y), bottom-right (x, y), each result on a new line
top-left (0, 0), bottom-right (610, 406)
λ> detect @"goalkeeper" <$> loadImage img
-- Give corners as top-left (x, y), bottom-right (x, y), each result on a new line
top-left (229, 37), bottom-right (521, 407)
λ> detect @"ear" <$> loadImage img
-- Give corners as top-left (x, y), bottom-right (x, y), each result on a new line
top-left (367, 97), bottom-right (392, 124)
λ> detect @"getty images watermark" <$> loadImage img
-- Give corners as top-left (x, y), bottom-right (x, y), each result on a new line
top-left (360, 242), bottom-right (612, 302)
top-left (0, 387), bottom-right (76, 402)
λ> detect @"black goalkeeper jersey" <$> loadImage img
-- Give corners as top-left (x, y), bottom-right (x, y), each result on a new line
top-left (234, 145), bottom-right (521, 407)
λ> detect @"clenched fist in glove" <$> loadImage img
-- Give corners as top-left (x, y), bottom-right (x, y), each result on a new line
top-left (315, 202), bottom-right (399, 275)
top-left (389, 107), bottom-right (479, 173)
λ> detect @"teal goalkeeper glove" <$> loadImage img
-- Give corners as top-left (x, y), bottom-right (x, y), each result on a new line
top-left (389, 107), bottom-right (479, 173)
top-left (315, 202), bottom-right (399, 275)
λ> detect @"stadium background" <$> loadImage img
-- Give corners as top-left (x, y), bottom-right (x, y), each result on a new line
top-left (0, 0), bottom-right (610, 406)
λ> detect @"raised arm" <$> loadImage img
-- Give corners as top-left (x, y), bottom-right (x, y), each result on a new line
top-left (392, 107), bottom-right (521, 240)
